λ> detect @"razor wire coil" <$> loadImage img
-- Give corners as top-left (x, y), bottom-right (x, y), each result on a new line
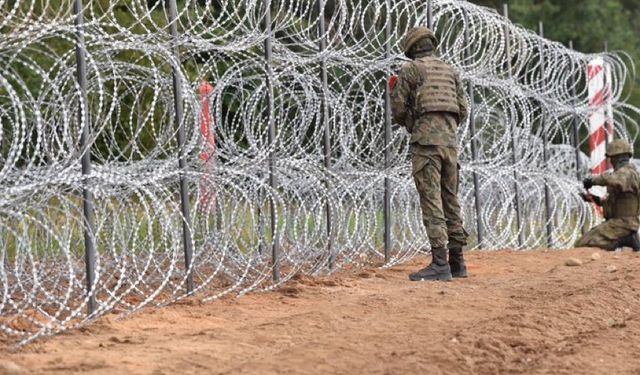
top-left (0, 0), bottom-right (638, 344)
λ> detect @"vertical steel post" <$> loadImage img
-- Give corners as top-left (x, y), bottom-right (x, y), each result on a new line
top-left (73, 0), bottom-right (96, 314)
top-left (539, 22), bottom-right (553, 247)
top-left (569, 40), bottom-right (587, 235)
top-left (258, 192), bottom-right (266, 255)
top-left (318, 0), bottom-right (334, 269)
top-left (503, 3), bottom-right (524, 248)
top-left (2, 234), bottom-right (7, 266)
top-left (263, 0), bottom-right (280, 281)
top-left (463, 9), bottom-right (484, 248)
top-left (167, 0), bottom-right (194, 293)
top-left (569, 41), bottom-right (582, 181)
top-left (427, 0), bottom-right (433, 29)
top-left (383, 0), bottom-right (392, 263)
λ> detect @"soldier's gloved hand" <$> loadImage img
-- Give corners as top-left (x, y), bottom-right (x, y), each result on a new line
top-left (592, 195), bottom-right (602, 205)
top-left (582, 177), bottom-right (594, 190)
top-left (580, 192), bottom-right (602, 205)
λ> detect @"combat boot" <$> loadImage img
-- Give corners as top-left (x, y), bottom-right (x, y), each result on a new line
top-left (616, 232), bottom-right (640, 252)
top-left (630, 232), bottom-right (640, 252)
top-left (448, 247), bottom-right (468, 278)
top-left (409, 248), bottom-right (452, 281)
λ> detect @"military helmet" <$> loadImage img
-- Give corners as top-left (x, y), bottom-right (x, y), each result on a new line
top-left (605, 139), bottom-right (632, 157)
top-left (402, 27), bottom-right (439, 58)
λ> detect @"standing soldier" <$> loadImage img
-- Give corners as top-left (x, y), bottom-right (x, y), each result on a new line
top-left (577, 139), bottom-right (640, 251)
top-left (391, 27), bottom-right (469, 281)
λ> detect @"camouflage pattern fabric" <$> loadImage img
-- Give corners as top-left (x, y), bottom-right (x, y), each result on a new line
top-left (410, 111), bottom-right (459, 148)
top-left (575, 163), bottom-right (640, 250)
top-left (390, 52), bottom-right (468, 146)
top-left (575, 217), bottom-right (639, 250)
top-left (391, 50), bottom-right (469, 250)
top-left (412, 143), bottom-right (468, 249)
top-left (593, 163), bottom-right (640, 219)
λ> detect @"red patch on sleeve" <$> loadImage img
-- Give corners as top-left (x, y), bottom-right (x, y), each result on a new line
top-left (389, 75), bottom-right (398, 91)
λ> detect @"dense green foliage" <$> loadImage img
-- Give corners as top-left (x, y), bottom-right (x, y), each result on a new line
top-left (472, 0), bottom-right (640, 107)
top-left (2, 0), bottom-right (638, 164)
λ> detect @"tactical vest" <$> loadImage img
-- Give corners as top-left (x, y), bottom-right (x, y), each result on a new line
top-left (413, 56), bottom-right (460, 116)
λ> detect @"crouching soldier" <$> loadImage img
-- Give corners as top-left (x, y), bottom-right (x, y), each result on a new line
top-left (577, 139), bottom-right (640, 251)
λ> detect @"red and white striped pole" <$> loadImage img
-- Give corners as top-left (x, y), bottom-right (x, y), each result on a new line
top-left (389, 74), bottom-right (397, 91)
top-left (604, 62), bottom-right (615, 149)
top-left (587, 57), bottom-right (613, 206)
top-left (198, 80), bottom-right (216, 211)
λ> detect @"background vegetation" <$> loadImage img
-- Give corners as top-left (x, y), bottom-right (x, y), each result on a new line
top-left (1, 0), bottom-right (638, 162)
top-left (474, 0), bottom-right (640, 109)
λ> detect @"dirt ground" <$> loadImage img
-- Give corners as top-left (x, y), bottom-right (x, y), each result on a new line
top-left (2, 248), bottom-right (640, 375)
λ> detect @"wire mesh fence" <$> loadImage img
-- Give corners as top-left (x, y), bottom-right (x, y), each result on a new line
top-left (0, 0), bottom-right (638, 344)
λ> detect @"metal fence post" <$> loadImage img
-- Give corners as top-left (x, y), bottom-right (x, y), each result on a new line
top-left (73, 0), bottom-right (96, 314)
top-left (539, 22), bottom-right (553, 247)
top-left (569, 40), bottom-right (587, 235)
top-left (383, 0), bottom-right (392, 263)
top-left (462, 9), bottom-right (485, 248)
top-left (569, 41), bottom-right (582, 181)
top-left (427, 0), bottom-right (433, 29)
top-left (263, 0), bottom-right (280, 281)
top-left (503, 3), bottom-right (524, 248)
top-left (318, 0), bottom-right (334, 269)
top-left (166, 0), bottom-right (194, 293)
top-left (258, 189), bottom-right (266, 255)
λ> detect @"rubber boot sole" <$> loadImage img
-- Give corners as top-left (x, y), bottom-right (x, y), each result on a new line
top-left (409, 273), bottom-right (453, 282)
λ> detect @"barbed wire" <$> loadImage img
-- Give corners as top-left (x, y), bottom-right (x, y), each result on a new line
top-left (0, 0), bottom-right (637, 345)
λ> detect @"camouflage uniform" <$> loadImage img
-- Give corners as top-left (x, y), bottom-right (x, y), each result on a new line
top-left (391, 53), bottom-right (469, 251)
top-left (575, 162), bottom-right (640, 250)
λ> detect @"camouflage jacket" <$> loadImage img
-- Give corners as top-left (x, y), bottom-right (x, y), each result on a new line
top-left (593, 163), bottom-right (640, 218)
top-left (390, 52), bottom-right (468, 147)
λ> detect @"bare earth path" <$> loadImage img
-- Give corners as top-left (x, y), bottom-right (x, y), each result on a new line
top-left (2, 248), bottom-right (640, 375)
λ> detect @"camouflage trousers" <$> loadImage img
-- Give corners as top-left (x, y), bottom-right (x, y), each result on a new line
top-left (574, 216), bottom-right (639, 250)
top-left (411, 144), bottom-right (468, 250)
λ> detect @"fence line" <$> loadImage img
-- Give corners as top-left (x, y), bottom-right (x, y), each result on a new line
top-left (0, 0), bottom-right (638, 344)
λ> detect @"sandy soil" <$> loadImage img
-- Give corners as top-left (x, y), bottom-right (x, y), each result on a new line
top-left (2, 248), bottom-right (640, 375)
